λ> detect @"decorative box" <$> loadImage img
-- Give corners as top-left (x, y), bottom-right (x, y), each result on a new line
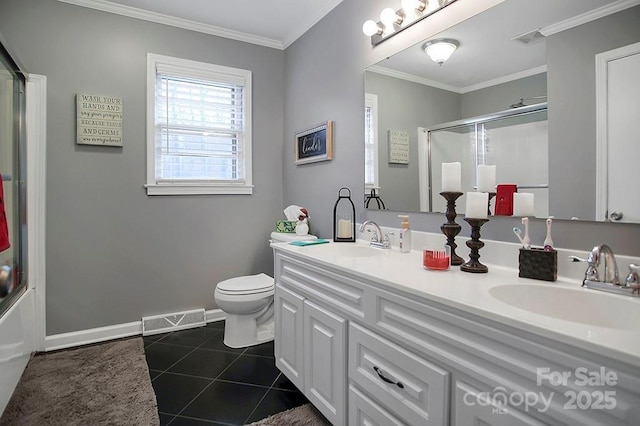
top-left (275, 220), bottom-right (297, 233)
top-left (518, 248), bottom-right (557, 282)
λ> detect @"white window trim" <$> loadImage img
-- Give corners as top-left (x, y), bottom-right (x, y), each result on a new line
top-left (145, 53), bottom-right (253, 195)
top-left (364, 92), bottom-right (379, 191)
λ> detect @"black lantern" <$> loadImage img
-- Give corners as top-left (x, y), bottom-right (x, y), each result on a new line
top-left (333, 187), bottom-right (356, 242)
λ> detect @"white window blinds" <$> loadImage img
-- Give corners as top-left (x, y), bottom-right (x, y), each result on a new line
top-left (146, 54), bottom-right (252, 195)
top-left (155, 72), bottom-right (245, 182)
top-left (364, 93), bottom-right (379, 189)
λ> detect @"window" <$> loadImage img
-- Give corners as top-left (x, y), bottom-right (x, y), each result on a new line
top-left (146, 54), bottom-right (252, 195)
top-left (364, 93), bottom-right (379, 190)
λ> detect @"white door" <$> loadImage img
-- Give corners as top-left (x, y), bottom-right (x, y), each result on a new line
top-left (596, 42), bottom-right (640, 223)
top-left (303, 299), bottom-right (346, 426)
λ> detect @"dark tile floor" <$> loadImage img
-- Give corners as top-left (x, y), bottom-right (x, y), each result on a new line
top-left (143, 321), bottom-right (308, 425)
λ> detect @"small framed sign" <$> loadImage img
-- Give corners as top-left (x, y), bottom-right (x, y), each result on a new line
top-left (295, 121), bottom-right (333, 165)
top-left (76, 93), bottom-right (123, 146)
top-left (388, 130), bottom-right (409, 164)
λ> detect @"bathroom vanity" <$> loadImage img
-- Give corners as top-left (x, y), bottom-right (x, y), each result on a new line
top-left (272, 241), bottom-right (640, 426)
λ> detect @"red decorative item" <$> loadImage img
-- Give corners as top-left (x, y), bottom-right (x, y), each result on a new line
top-left (0, 176), bottom-right (10, 252)
top-left (494, 184), bottom-right (518, 216)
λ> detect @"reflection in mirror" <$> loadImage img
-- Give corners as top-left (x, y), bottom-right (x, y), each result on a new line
top-left (425, 104), bottom-right (548, 217)
top-left (364, 0), bottom-right (640, 223)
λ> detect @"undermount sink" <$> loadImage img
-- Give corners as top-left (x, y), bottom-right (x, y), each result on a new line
top-left (489, 284), bottom-right (640, 329)
top-left (303, 243), bottom-right (385, 258)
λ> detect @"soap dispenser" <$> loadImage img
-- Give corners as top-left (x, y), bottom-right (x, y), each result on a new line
top-left (398, 215), bottom-right (412, 253)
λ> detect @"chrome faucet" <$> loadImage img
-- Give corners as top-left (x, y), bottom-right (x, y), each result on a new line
top-left (359, 220), bottom-right (391, 249)
top-left (585, 244), bottom-right (619, 285)
top-left (569, 244), bottom-right (639, 297)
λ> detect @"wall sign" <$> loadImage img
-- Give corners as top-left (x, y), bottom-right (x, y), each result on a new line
top-left (76, 93), bottom-right (123, 146)
top-left (295, 121), bottom-right (333, 165)
top-left (388, 130), bottom-right (409, 164)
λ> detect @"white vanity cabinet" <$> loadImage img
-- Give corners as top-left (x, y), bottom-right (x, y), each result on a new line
top-left (273, 246), bottom-right (640, 426)
top-left (274, 284), bottom-right (346, 425)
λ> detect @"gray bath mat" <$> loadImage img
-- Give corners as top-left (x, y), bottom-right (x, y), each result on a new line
top-left (0, 337), bottom-right (159, 425)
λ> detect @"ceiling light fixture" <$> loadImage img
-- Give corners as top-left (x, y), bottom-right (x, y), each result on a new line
top-left (363, 0), bottom-right (458, 46)
top-left (401, 0), bottom-right (427, 13)
top-left (422, 38), bottom-right (459, 65)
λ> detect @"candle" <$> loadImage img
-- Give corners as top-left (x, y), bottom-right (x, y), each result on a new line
top-left (337, 219), bottom-right (352, 238)
top-left (465, 192), bottom-right (488, 219)
top-left (477, 165), bottom-right (496, 192)
top-left (513, 193), bottom-right (535, 217)
top-left (441, 162), bottom-right (461, 192)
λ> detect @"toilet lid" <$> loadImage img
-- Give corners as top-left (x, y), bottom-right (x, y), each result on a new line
top-left (217, 273), bottom-right (273, 294)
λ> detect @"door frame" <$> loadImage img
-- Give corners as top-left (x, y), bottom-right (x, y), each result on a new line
top-left (27, 74), bottom-right (47, 350)
top-left (595, 41), bottom-right (640, 221)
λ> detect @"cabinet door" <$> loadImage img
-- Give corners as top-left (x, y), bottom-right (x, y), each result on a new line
top-left (349, 385), bottom-right (404, 426)
top-left (304, 299), bottom-right (347, 426)
top-left (454, 380), bottom-right (546, 426)
top-left (274, 284), bottom-right (305, 391)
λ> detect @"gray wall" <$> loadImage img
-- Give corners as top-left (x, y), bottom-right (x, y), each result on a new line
top-left (548, 6), bottom-right (640, 221)
top-left (0, 0), bottom-right (285, 334)
top-left (284, 0), bottom-right (640, 256)
top-left (461, 73), bottom-right (547, 118)
top-left (365, 72), bottom-right (460, 211)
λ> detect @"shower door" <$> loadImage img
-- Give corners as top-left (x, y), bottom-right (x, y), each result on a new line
top-left (0, 39), bottom-right (27, 318)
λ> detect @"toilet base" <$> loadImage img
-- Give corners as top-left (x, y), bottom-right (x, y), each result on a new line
top-left (223, 314), bottom-right (274, 348)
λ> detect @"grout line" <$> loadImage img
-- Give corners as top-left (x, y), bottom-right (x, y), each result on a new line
top-left (170, 347), bottom-right (250, 419)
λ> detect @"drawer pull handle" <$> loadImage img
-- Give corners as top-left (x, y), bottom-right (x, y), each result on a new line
top-left (373, 366), bottom-right (404, 389)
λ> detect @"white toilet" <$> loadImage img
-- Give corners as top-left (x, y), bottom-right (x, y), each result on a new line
top-left (214, 231), bottom-right (317, 348)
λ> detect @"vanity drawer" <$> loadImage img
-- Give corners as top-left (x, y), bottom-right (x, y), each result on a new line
top-left (276, 253), bottom-right (366, 320)
top-left (348, 322), bottom-right (449, 426)
top-left (349, 384), bottom-right (404, 426)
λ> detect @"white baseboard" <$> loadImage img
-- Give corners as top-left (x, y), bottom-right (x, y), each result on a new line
top-left (206, 308), bottom-right (226, 324)
top-left (44, 309), bottom-right (226, 352)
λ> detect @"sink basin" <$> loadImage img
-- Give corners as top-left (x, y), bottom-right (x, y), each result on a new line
top-left (302, 243), bottom-right (385, 258)
top-left (489, 284), bottom-right (640, 329)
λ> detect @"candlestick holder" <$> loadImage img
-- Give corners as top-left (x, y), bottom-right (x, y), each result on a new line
top-left (488, 192), bottom-right (496, 216)
top-left (461, 218), bottom-right (490, 273)
top-left (439, 191), bottom-right (465, 266)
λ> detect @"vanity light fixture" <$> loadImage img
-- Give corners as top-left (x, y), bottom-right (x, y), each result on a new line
top-left (422, 38), bottom-right (459, 65)
top-left (363, 0), bottom-right (458, 46)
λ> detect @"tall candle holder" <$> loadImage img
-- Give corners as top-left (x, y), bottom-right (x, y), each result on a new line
top-left (461, 218), bottom-right (489, 273)
top-left (488, 191), bottom-right (496, 216)
top-left (439, 191), bottom-right (465, 266)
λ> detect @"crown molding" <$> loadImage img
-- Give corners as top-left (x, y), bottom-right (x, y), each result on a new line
top-left (56, 0), bottom-right (285, 50)
top-left (540, 0), bottom-right (640, 37)
top-left (368, 64), bottom-right (547, 95)
top-left (367, 65), bottom-right (462, 93)
top-left (282, 0), bottom-right (344, 48)
top-left (459, 65), bottom-right (547, 93)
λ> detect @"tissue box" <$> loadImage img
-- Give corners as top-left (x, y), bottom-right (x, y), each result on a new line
top-left (518, 248), bottom-right (557, 282)
top-left (275, 220), bottom-right (297, 233)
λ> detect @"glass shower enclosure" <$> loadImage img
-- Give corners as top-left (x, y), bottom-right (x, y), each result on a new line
top-left (0, 36), bottom-right (27, 318)
top-left (425, 104), bottom-right (548, 217)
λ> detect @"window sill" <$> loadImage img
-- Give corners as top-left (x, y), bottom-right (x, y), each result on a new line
top-left (145, 183), bottom-right (253, 196)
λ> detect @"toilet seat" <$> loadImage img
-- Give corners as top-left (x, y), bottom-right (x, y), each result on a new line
top-left (216, 273), bottom-right (273, 295)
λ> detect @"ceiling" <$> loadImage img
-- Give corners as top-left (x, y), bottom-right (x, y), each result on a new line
top-left (370, 0), bottom-right (629, 92)
top-left (57, 0), bottom-right (344, 49)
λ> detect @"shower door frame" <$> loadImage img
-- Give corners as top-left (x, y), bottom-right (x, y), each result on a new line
top-left (422, 103), bottom-right (548, 213)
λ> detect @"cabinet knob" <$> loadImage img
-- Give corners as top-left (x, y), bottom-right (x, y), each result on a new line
top-left (373, 366), bottom-right (404, 389)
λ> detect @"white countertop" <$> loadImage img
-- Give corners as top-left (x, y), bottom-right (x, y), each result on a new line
top-left (272, 239), bottom-right (640, 367)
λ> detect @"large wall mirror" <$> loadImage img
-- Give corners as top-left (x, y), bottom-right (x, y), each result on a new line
top-left (364, 0), bottom-right (640, 223)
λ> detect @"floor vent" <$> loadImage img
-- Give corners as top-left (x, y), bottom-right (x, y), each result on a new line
top-left (142, 308), bottom-right (206, 336)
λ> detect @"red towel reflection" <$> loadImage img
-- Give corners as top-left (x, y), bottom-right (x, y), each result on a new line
top-left (0, 175), bottom-right (10, 252)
